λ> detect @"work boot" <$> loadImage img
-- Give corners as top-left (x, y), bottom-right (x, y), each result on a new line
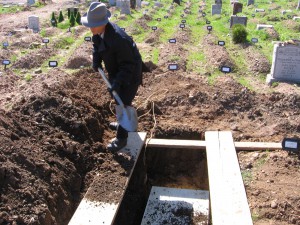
top-left (107, 138), bottom-right (127, 152)
top-left (109, 122), bottom-right (119, 131)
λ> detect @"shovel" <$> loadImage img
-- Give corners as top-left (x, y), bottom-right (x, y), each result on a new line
top-left (98, 68), bottom-right (138, 132)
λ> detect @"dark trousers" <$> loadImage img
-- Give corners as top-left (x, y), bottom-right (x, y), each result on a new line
top-left (115, 83), bottom-right (139, 139)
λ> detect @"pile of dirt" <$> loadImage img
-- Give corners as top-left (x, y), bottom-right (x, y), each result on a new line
top-left (13, 48), bottom-right (57, 69)
top-left (245, 46), bottom-right (271, 74)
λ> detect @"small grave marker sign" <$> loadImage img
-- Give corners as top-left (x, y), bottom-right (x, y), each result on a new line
top-left (49, 61), bottom-right (58, 67)
top-left (84, 36), bottom-right (92, 41)
top-left (251, 38), bottom-right (258, 43)
top-left (3, 42), bottom-right (9, 48)
top-left (169, 39), bottom-right (176, 43)
top-left (179, 24), bottom-right (185, 30)
top-left (42, 38), bottom-right (49, 48)
top-left (2, 59), bottom-right (10, 70)
top-left (220, 66), bottom-right (231, 73)
top-left (168, 64), bottom-right (179, 71)
top-left (152, 26), bottom-right (157, 31)
top-left (218, 41), bottom-right (225, 46)
top-left (282, 138), bottom-right (300, 153)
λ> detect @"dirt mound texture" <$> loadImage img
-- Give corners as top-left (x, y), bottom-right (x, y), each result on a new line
top-left (0, 0), bottom-right (300, 225)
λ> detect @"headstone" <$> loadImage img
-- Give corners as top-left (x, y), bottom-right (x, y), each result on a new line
top-left (141, 1), bottom-right (150, 6)
top-left (28, 15), bottom-right (39, 31)
top-left (136, 0), bottom-right (141, 8)
top-left (117, 0), bottom-right (131, 14)
top-left (255, 8), bottom-right (265, 12)
top-left (256, 24), bottom-right (273, 30)
top-left (247, 0), bottom-right (254, 6)
top-left (282, 10), bottom-right (292, 15)
top-left (297, 0), bottom-right (300, 10)
top-left (212, 4), bottom-right (222, 15)
top-left (27, 0), bottom-right (35, 6)
top-left (233, 2), bottom-right (243, 15)
top-left (154, 1), bottom-right (163, 7)
top-left (293, 16), bottom-right (300, 20)
top-left (266, 43), bottom-right (300, 84)
top-left (230, 16), bottom-right (247, 28)
top-left (215, 0), bottom-right (222, 4)
top-left (109, 0), bottom-right (116, 6)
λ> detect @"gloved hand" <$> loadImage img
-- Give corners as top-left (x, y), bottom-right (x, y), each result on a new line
top-left (108, 80), bottom-right (121, 95)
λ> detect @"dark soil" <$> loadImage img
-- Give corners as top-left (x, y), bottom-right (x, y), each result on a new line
top-left (0, 1), bottom-right (300, 225)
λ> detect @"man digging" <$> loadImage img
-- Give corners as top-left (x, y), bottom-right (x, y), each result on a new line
top-left (81, 2), bottom-right (144, 151)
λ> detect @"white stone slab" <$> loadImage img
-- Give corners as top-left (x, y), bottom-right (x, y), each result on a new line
top-left (293, 16), bottom-right (300, 20)
top-left (141, 186), bottom-right (209, 225)
top-left (256, 24), bottom-right (273, 30)
top-left (267, 43), bottom-right (300, 84)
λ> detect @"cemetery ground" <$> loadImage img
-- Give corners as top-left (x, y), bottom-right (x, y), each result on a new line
top-left (0, 0), bottom-right (300, 224)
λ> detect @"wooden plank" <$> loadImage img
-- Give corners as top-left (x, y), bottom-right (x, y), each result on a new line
top-left (205, 131), bottom-right (253, 225)
top-left (146, 138), bottom-right (281, 151)
top-left (141, 186), bottom-right (209, 225)
top-left (68, 132), bottom-right (147, 225)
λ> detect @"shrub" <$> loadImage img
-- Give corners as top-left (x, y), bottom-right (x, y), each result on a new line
top-left (75, 11), bottom-right (81, 25)
top-left (58, 11), bottom-right (64, 23)
top-left (232, 24), bottom-right (248, 44)
top-left (69, 12), bottom-right (76, 27)
top-left (51, 12), bottom-right (57, 27)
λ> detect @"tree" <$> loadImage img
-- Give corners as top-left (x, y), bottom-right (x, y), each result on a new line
top-left (51, 12), bottom-right (57, 27)
top-left (58, 11), bottom-right (64, 23)
top-left (76, 11), bottom-right (81, 25)
top-left (69, 12), bottom-right (76, 27)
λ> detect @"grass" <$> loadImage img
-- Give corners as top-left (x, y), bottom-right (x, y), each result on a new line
top-left (237, 76), bottom-right (254, 90)
top-left (53, 36), bottom-right (75, 49)
top-left (151, 48), bottom-right (160, 64)
top-left (24, 74), bottom-right (33, 82)
top-left (241, 170), bottom-right (253, 186)
top-left (0, 5), bottom-right (22, 14)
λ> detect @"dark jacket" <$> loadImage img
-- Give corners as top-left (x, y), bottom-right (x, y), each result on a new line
top-left (92, 22), bottom-right (143, 86)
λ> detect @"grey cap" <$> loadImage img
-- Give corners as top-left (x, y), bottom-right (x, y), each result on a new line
top-left (81, 2), bottom-right (111, 27)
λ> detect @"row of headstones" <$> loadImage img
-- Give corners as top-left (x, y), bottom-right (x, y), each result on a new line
top-left (26, 7), bottom-right (80, 32)
top-left (211, 0), bottom-right (300, 84)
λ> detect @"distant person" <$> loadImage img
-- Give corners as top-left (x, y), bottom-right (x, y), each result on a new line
top-left (81, 2), bottom-right (147, 151)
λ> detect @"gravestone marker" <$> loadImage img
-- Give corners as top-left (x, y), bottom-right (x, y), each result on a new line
top-left (212, 4), bottom-right (222, 15)
top-left (233, 2), bottom-right (243, 15)
top-left (255, 8), bottom-right (265, 12)
top-left (282, 10), bottom-right (292, 15)
top-left (117, 0), bottom-right (131, 15)
top-left (141, 1), bottom-right (150, 6)
top-left (154, 1), bottom-right (163, 7)
top-left (247, 0), bottom-right (254, 6)
top-left (215, 0), bottom-right (222, 4)
top-left (297, 0), bottom-right (300, 10)
top-left (136, 0), bottom-right (141, 8)
top-left (266, 43), bottom-right (300, 84)
top-left (256, 24), bottom-right (273, 30)
top-left (230, 16), bottom-right (247, 28)
top-left (28, 15), bottom-right (39, 31)
top-left (27, 0), bottom-right (35, 6)
top-left (109, 0), bottom-right (116, 6)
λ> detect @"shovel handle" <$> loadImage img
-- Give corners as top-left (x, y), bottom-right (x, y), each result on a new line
top-left (98, 68), bottom-right (125, 109)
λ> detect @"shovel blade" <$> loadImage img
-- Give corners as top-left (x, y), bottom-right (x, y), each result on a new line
top-left (115, 105), bottom-right (138, 132)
